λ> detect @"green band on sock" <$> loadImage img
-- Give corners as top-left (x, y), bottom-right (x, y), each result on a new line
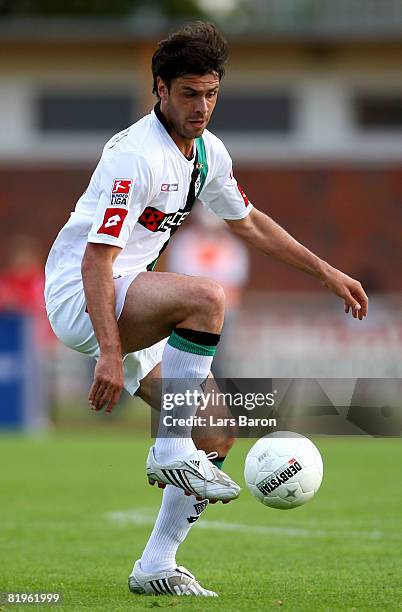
top-left (210, 457), bottom-right (225, 470)
top-left (168, 330), bottom-right (217, 356)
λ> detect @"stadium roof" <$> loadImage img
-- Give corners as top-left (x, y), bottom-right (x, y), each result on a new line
top-left (1, 10), bottom-right (402, 44)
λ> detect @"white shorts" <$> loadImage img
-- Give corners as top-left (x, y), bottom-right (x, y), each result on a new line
top-left (47, 272), bottom-right (167, 396)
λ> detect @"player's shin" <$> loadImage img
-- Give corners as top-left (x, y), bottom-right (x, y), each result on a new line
top-left (148, 329), bottom-right (241, 501)
top-left (154, 327), bottom-right (220, 464)
top-left (138, 485), bottom-right (209, 574)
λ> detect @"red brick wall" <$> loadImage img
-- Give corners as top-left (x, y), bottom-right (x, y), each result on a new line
top-left (1, 163), bottom-right (401, 291)
top-left (236, 165), bottom-right (402, 292)
top-left (0, 165), bottom-right (90, 266)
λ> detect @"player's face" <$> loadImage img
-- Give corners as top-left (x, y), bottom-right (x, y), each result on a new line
top-left (158, 73), bottom-right (220, 146)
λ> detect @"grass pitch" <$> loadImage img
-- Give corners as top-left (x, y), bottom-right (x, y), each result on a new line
top-left (1, 431), bottom-right (402, 611)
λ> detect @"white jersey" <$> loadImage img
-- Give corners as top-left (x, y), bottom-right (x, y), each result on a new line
top-left (45, 106), bottom-right (253, 314)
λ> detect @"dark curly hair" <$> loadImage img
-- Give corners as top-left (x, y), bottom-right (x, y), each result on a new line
top-left (152, 22), bottom-right (228, 97)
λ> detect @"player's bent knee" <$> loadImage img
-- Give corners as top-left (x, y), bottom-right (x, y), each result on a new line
top-left (195, 279), bottom-right (226, 317)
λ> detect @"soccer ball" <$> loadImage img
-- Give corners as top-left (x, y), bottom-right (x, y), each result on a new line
top-left (244, 431), bottom-right (323, 509)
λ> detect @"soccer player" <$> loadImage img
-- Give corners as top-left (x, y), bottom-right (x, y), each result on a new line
top-left (44, 22), bottom-right (368, 597)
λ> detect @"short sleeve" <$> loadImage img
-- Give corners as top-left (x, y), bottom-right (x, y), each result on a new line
top-left (199, 144), bottom-right (253, 220)
top-left (87, 152), bottom-right (155, 248)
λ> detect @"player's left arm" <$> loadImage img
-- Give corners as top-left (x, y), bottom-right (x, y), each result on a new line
top-left (225, 207), bottom-right (368, 320)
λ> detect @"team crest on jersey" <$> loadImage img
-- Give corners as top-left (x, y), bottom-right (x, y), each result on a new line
top-left (138, 206), bottom-right (190, 233)
top-left (110, 179), bottom-right (133, 207)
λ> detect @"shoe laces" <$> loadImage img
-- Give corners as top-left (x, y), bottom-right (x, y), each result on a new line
top-left (181, 576), bottom-right (197, 595)
top-left (206, 451), bottom-right (218, 461)
top-left (177, 568), bottom-right (197, 594)
top-left (178, 570), bottom-right (210, 596)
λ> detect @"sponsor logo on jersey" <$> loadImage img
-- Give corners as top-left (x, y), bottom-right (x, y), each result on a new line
top-left (97, 208), bottom-right (128, 238)
top-left (237, 183), bottom-right (250, 207)
top-left (110, 179), bottom-right (133, 207)
top-left (138, 206), bottom-right (190, 233)
top-left (256, 458), bottom-right (302, 495)
top-left (161, 183), bottom-right (179, 192)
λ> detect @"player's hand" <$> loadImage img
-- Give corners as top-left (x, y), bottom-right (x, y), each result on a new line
top-left (88, 352), bottom-right (124, 414)
top-left (322, 267), bottom-right (368, 320)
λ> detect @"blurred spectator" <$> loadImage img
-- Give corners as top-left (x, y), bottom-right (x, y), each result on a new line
top-left (0, 234), bottom-right (54, 350)
top-left (167, 202), bottom-right (249, 377)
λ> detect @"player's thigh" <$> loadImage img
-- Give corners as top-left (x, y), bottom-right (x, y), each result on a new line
top-left (118, 271), bottom-right (222, 353)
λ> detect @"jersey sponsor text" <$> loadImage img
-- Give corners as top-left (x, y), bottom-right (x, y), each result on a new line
top-left (139, 206), bottom-right (190, 233)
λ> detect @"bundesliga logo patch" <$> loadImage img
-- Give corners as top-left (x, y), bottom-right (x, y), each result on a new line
top-left (110, 179), bottom-right (133, 207)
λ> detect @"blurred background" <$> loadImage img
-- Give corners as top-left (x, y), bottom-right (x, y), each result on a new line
top-left (0, 0), bottom-right (402, 431)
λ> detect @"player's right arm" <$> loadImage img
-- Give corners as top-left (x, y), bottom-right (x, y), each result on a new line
top-left (81, 242), bottom-right (123, 414)
top-left (82, 151), bottom-right (156, 413)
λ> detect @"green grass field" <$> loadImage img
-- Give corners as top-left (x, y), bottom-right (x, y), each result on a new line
top-left (1, 432), bottom-right (402, 611)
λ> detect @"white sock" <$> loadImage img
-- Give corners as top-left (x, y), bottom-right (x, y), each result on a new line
top-left (138, 485), bottom-right (209, 574)
top-left (154, 340), bottom-right (214, 464)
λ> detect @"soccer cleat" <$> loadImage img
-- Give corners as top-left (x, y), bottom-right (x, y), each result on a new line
top-left (128, 560), bottom-right (218, 597)
top-left (146, 446), bottom-right (240, 502)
